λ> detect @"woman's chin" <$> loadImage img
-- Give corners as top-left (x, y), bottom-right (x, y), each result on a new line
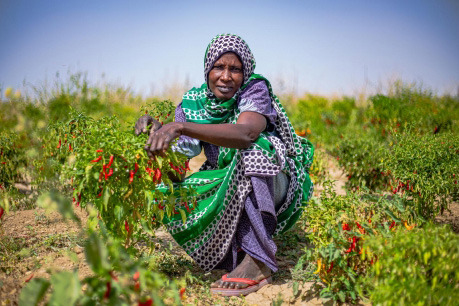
top-left (215, 92), bottom-right (236, 101)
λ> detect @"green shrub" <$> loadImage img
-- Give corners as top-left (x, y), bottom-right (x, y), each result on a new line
top-left (332, 132), bottom-right (390, 191)
top-left (361, 224), bottom-right (459, 306)
top-left (383, 131), bottom-right (459, 220)
top-left (0, 132), bottom-right (28, 188)
top-left (309, 149), bottom-right (329, 186)
top-left (297, 181), bottom-right (421, 303)
top-left (20, 192), bottom-right (186, 306)
top-left (366, 82), bottom-right (458, 137)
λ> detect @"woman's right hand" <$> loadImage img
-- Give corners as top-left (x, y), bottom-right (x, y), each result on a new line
top-left (134, 114), bottom-right (162, 136)
top-left (144, 122), bottom-right (183, 158)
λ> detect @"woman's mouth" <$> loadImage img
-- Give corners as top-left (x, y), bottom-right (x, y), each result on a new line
top-left (216, 86), bottom-right (233, 93)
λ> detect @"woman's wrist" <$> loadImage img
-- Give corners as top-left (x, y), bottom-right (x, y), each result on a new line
top-left (176, 121), bottom-right (185, 136)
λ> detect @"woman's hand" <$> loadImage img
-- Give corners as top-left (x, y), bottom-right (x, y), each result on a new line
top-left (144, 122), bottom-right (183, 158)
top-left (134, 114), bottom-right (162, 136)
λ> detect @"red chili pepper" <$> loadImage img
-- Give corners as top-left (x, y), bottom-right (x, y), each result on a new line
top-left (1, 162), bottom-right (6, 165)
top-left (184, 202), bottom-right (191, 213)
top-left (134, 281), bottom-right (140, 291)
top-left (107, 155), bottom-right (114, 167)
top-left (342, 223), bottom-right (350, 231)
top-left (96, 149), bottom-right (103, 153)
top-left (180, 288), bottom-right (186, 299)
top-left (326, 262), bottom-right (334, 273)
top-left (125, 220), bottom-right (130, 232)
top-left (69, 144), bottom-right (72, 152)
top-left (91, 156), bottom-right (102, 163)
top-left (0, 207), bottom-right (4, 220)
top-left (24, 273), bottom-right (34, 283)
top-left (134, 163), bottom-right (139, 174)
top-left (133, 271), bottom-right (140, 281)
top-left (154, 168), bottom-right (162, 183)
top-left (107, 169), bottom-right (113, 178)
top-left (185, 160), bottom-right (190, 171)
top-left (57, 139), bottom-right (61, 149)
top-left (389, 221), bottom-right (396, 229)
top-left (129, 170), bottom-right (135, 184)
top-left (104, 282), bottom-right (111, 299)
top-left (97, 192), bottom-right (102, 197)
top-left (145, 167), bottom-right (153, 175)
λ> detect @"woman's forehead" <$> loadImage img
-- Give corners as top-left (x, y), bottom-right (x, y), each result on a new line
top-left (214, 53), bottom-right (242, 65)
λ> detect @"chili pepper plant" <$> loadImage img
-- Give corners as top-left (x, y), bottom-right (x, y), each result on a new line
top-left (332, 132), bottom-right (391, 192)
top-left (20, 191), bottom-right (186, 306)
top-left (0, 131), bottom-right (28, 189)
top-left (43, 105), bottom-right (195, 247)
top-left (382, 131), bottom-right (459, 220)
top-left (360, 224), bottom-right (459, 305)
top-left (297, 180), bottom-right (422, 303)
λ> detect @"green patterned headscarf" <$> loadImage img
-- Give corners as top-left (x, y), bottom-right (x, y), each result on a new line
top-left (181, 33), bottom-right (257, 124)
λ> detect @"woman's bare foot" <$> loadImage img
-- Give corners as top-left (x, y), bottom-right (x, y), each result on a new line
top-left (211, 254), bottom-right (271, 289)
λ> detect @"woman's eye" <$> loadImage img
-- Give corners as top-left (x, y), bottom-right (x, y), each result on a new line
top-left (232, 67), bottom-right (242, 72)
top-left (213, 65), bottom-right (224, 70)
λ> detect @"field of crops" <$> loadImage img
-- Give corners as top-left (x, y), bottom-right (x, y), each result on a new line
top-left (1, 74), bottom-right (458, 305)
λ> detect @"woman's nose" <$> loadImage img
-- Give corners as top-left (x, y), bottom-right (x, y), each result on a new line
top-left (220, 68), bottom-right (231, 81)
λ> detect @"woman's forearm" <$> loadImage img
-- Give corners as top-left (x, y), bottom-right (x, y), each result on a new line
top-left (180, 122), bottom-right (256, 149)
top-left (179, 111), bottom-right (267, 149)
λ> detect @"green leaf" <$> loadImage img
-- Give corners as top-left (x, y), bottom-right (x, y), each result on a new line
top-left (338, 291), bottom-right (346, 302)
top-left (293, 281), bottom-right (299, 297)
top-left (84, 232), bottom-right (110, 274)
top-left (103, 187), bottom-right (110, 211)
top-left (19, 279), bottom-right (50, 306)
top-left (49, 271), bottom-right (81, 306)
top-left (178, 208), bottom-right (187, 225)
top-left (384, 208), bottom-right (401, 222)
top-left (114, 205), bottom-right (123, 221)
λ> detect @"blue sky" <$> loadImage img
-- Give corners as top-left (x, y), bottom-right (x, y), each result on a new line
top-left (1, 0), bottom-right (458, 97)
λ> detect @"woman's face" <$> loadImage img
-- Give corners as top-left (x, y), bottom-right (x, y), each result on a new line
top-left (208, 52), bottom-right (244, 101)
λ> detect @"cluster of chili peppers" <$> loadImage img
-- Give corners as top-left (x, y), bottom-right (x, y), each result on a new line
top-left (391, 179), bottom-right (414, 194)
top-left (91, 150), bottom-right (115, 183)
top-left (145, 167), bottom-right (162, 183)
top-left (169, 161), bottom-right (190, 175)
top-left (73, 192), bottom-right (82, 207)
top-left (128, 163), bottom-right (139, 184)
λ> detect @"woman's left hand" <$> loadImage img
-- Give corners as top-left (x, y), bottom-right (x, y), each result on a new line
top-left (144, 122), bottom-right (183, 157)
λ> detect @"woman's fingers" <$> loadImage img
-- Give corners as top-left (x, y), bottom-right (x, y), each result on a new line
top-left (150, 120), bottom-right (162, 134)
top-left (135, 114), bottom-right (154, 135)
top-left (143, 123), bottom-right (182, 157)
